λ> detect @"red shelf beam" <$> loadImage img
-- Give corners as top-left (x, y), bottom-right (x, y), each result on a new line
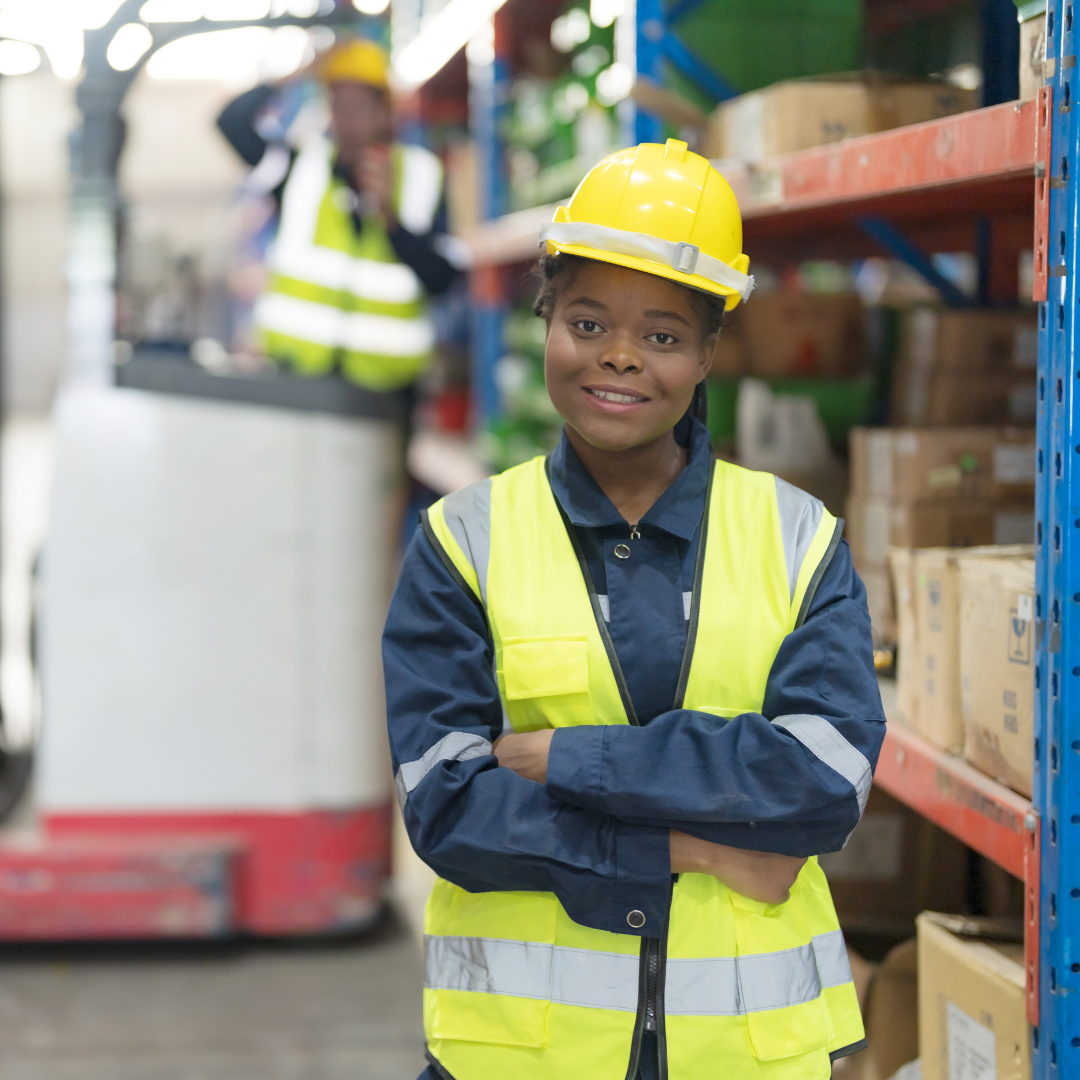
top-left (874, 722), bottom-right (1040, 1024)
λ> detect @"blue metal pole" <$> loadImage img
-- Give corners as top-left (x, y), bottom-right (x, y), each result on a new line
top-left (1035, 1), bottom-right (1080, 1075)
top-left (468, 15), bottom-right (510, 428)
top-left (634, 0), bottom-right (665, 144)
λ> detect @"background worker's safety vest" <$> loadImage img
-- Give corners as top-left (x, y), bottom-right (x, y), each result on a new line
top-left (254, 135), bottom-right (440, 391)
top-left (414, 455), bottom-right (867, 1080)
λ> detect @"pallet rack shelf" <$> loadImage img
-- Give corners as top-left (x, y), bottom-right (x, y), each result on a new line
top-left (458, 0), bottom-right (1073, 1068)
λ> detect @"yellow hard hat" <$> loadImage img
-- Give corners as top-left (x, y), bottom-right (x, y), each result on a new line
top-left (540, 139), bottom-right (752, 311)
top-left (318, 39), bottom-right (389, 89)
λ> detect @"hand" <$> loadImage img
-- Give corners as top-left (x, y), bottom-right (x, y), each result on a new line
top-left (494, 729), bottom-right (555, 784)
top-left (669, 830), bottom-right (806, 905)
top-left (355, 144), bottom-right (395, 223)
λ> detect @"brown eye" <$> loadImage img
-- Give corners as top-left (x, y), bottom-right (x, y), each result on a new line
top-left (647, 332), bottom-right (677, 345)
top-left (574, 320), bottom-right (603, 333)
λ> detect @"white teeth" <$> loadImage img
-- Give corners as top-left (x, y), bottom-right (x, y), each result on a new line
top-left (590, 389), bottom-right (645, 404)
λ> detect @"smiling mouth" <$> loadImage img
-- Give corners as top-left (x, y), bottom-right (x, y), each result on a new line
top-left (585, 388), bottom-right (648, 404)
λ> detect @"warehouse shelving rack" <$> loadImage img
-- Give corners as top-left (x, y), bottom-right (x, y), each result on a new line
top-left (460, 0), bottom-right (1078, 1069)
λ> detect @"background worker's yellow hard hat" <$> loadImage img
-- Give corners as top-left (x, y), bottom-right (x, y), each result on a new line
top-left (540, 139), bottom-right (752, 311)
top-left (318, 39), bottom-right (389, 89)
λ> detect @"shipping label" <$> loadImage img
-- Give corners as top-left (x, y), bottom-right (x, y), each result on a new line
top-left (946, 999), bottom-right (997, 1080)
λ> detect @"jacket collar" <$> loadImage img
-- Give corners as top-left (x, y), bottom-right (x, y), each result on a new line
top-left (547, 415), bottom-right (712, 540)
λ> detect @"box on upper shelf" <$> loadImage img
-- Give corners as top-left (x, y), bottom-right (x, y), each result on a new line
top-left (892, 308), bottom-right (1038, 427)
top-left (917, 912), bottom-right (1029, 1080)
top-left (704, 75), bottom-right (977, 161)
top-left (850, 427), bottom-right (1036, 504)
top-left (741, 292), bottom-right (867, 378)
top-left (958, 553), bottom-right (1036, 798)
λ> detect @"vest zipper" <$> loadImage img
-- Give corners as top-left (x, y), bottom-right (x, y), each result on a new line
top-left (644, 938), bottom-right (660, 1030)
top-left (624, 894), bottom-right (671, 1080)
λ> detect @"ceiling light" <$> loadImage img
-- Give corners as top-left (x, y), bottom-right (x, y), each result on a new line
top-left (205, 0), bottom-right (271, 20)
top-left (107, 22), bottom-right (153, 70)
top-left (393, 0), bottom-right (508, 89)
top-left (352, 0), bottom-right (390, 14)
top-left (139, 0), bottom-right (201, 21)
top-left (0, 38), bottom-right (39, 75)
top-left (146, 25), bottom-right (270, 80)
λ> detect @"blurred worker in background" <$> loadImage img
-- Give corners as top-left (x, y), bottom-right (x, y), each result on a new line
top-left (217, 38), bottom-right (458, 391)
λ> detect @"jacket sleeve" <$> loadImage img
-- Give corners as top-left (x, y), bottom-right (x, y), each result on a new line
top-left (545, 540), bottom-right (886, 858)
top-left (385, 526), bottom-right (673, 937)
top-left (216, 83), bottom-right (275, 166)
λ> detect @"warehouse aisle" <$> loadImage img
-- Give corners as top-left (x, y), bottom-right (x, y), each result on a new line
top-left (0, 911), bottom-right (426, 1080)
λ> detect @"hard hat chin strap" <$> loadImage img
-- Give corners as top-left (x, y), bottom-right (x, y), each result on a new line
top-left (539, 221), bottom-right (755, 302)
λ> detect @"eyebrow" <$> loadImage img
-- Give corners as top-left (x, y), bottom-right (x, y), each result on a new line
top-left (643, 308), bottom-right (691, 326)
top-left (565, 296), bottom-right (608, 310)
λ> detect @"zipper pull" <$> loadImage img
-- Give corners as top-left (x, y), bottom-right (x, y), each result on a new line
top-left (630, 524), bottom-right (641, 540)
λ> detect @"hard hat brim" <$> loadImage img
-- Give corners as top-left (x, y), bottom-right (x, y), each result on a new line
top-left (544, 240), bottom-right (749, 312)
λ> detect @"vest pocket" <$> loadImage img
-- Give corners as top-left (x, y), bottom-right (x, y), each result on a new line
top-left (499, 637), bottom-right (593, 729)
top-left (728, 890), bottom-right (831, 1061)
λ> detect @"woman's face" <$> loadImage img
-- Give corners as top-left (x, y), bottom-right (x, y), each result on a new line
top-left (544, 260), bottom-right (715, 453)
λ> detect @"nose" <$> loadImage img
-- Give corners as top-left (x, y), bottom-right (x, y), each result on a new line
top-left (598, 335), bottom-right (642, 375)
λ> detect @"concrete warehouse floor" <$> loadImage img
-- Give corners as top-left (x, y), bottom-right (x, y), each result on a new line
top-left (0, 909), bottom-right (427, 1080)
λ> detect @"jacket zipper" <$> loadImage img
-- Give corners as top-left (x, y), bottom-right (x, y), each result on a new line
top-left (644, 938), bottom-right (659, 1031)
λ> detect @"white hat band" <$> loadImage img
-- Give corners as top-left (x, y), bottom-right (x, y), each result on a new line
top-left (539, 220), bottom-right (755, 302)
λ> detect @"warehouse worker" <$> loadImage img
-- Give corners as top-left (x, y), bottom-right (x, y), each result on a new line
top-left (217, 39), bottom-right (456, 390)
top-left (385, 141), bottom-right (885, 1080)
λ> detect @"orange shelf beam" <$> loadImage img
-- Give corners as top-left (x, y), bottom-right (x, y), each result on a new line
top-left (874, 722), bottom-right (1040, 1024)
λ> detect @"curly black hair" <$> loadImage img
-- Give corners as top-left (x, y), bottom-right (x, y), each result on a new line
top-left (531, 251), bottom-right (724, 424)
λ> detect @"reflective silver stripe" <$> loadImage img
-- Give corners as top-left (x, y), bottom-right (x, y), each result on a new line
top-left (277, 135), bottom-right (331, 251)
top-left (550, 945), bottom-right (639, 1011)
top-left (271, 243), bottom-right (424, 305)
top-left (442, 478), bottom-right (492, 605)
top-left (255, 293), bottom-right (434, 356)
top-left (395, 731), bottom-right (492, 806)
top-left (774, 477), bottom-right (825, 604)
top-left (812, 928), bottom-right (853, 990)
top-left (682, 590), bottom-right (692, 620)
top-left (397, 144), bottom-right (443, 235)
top-left (426, 934), bottom-right (843, 1016)
top-left (539, 220), bottom-right (755, 301)
top-left (424, 935), bottom-right (639, 1010)
top-left (772, 714), bottom-right (873, 813)
top-left (598, 594), bottom-right (610, 622)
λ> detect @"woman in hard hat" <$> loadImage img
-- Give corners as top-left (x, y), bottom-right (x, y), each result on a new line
top-left (385, 140), bottom-right (884, 1080)
top-left (217, 38), bottom-right (457, 390)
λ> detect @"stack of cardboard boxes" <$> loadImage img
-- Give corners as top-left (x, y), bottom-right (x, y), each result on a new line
top-left (847, 426), bottom-right (1036, 646)
top-left (892, 308), bottom-right (1038, 427)
top-left (889, 544), bottom-right (1036, 799)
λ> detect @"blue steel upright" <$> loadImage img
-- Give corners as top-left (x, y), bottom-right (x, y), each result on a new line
top-left (468, 17), bottom-right (510, 426)
top-left (1036, 1), bottom-right (1080, 1074)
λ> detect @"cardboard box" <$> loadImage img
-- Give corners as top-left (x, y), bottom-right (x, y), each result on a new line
top-left (821, 786), bottom-right (971, 935)
top-left (911, 545), bottom-right (1035, 755)
top-left (917, 912), bottom-right (1029, 1080)
top-left (901, 307), bottom-right (1039, 373)
top-left (959, 555), bottom-right (1036, 797)
top-left (846, 496), bottom-right (1035, 569)
top-left (860, 564), bottom-right (896, 649)
top-left (741, 292), bottom-right (867, 378)
top-left (1019, 13), bottom-right (1047, 103)
top-left (849, 427), bottom-right (1037, 504)
top-left (888, 547), bottom-right (917, 727)
top-left (708, 316), bottom-right (746, 377)
top-left (859, 938), bottom-right (919, 1080)
top-left (711, 76), bottom-right (977, 161)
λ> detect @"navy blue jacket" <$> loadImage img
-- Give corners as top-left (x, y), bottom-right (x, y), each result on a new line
top-left (384, 417), bottom-right (886, 939)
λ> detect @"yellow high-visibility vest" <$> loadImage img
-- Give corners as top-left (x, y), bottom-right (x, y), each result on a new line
top-left (254, 135), bottom-right (440, 391)
top-left (411, 454), bottom-right (866, 1080)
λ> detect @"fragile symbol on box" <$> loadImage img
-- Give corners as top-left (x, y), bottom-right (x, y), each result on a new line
top-left (1008, 594), bottom-right (1033, 665)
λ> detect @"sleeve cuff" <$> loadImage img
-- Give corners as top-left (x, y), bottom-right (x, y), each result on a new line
top-left (546, 725), bottom-right (606, 813)
top-left (608, 820), bottom-right (672, 937)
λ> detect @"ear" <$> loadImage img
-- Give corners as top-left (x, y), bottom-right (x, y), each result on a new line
top-left (698, 331), bottom-right (719, 381)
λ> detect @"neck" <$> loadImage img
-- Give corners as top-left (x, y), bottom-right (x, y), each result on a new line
top-left (565, 425), bottom-right (687, 527)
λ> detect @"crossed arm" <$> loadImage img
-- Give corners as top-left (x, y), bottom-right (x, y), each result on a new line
top-left (384, 529), bottom-right (885, 937)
